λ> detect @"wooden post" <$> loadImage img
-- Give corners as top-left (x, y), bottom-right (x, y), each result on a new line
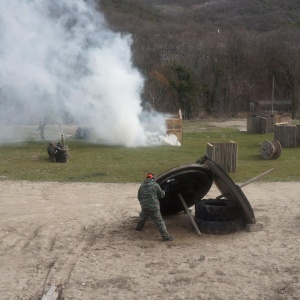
top-left (178, 109), bottom-right (182, 119)
top-left (296, 125), bottom-right (300, 145)
top-left (178, 193), bottom-right (201, 236)
top-left (61, 134), bottom-right (65, 148)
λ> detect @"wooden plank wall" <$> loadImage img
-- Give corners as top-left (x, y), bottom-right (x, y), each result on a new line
top-left (165, 110), bottom-right (183, 143)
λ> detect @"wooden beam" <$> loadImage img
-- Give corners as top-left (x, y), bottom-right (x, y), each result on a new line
top-left (239, 168), bottom-right (275, 188)
top-left (178, 193), bottom-right (201, 235)
top-left (179, 109), bottom-right (182, 119)
top-left (216, 168), bottom-right (275, 199)
top-left (42, 285), bottom-right (59, 300)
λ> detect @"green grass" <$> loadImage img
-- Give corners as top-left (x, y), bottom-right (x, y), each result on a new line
top-left (0, 121), bottom-right (299, 183)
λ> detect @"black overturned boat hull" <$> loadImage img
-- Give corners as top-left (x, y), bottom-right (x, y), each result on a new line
top-left (155, 164), bottom-right (213, 216)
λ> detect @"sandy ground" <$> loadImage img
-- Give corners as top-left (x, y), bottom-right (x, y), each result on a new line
top-left (1, 180), bottom-right (300, 300)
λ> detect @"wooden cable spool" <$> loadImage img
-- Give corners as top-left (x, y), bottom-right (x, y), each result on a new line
top-left (260, 140), bottom-right (282, 159)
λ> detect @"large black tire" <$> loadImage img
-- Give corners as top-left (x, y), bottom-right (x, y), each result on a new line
top-left (195, 199), bottom-right (241, 221)
top-left (203, 157), bottom-right (256, 224)
top-left (195, 217), bottom-right (244, 235)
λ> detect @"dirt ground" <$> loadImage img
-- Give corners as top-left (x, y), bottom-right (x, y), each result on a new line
top-left (1, 180), bottom-right (300, 300)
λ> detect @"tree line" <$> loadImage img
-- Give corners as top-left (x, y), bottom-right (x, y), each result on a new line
top-left (99, 0), bottom-right (300, 119)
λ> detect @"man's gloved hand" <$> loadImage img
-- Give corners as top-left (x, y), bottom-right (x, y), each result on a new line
top-left (162, 185), bottom-right (169, 193)
top-left (162, 179), bottom-right (179, 193)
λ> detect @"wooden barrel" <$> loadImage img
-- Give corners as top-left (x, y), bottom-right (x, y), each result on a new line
top-left (260, 115), bottom-right (276, 133)
top-left (206, 141), bottom-right (238, 173)
top-left (247, 116), bottom-right (261, 133)
top-left (274, 125), bottom-right (296, 148)
top-left (247, 114), bottom-right (280, 133)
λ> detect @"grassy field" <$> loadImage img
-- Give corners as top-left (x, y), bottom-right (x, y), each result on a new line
top-left (0, 121), bottom-right (299, 183)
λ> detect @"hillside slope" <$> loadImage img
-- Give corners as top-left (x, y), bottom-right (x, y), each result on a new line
top-left (100, 0), bottom-right (300, 32)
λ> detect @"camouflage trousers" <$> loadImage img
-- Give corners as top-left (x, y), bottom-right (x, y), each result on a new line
top-left (136, 207), bottom-right (171, 240)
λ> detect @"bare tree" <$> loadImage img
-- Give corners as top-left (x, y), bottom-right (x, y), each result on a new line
top-left (143, 70), bottom-right (170, 110)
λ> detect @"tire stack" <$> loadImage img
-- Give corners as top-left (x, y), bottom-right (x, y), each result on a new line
top-left (195, 199), bottom-right (244, 234)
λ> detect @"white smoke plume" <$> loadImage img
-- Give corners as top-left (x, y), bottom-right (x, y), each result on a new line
top-left (0, 0), bottom-right (180, 147)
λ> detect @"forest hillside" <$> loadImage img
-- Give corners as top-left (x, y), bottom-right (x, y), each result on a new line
top-left (98, 0), bottom-right (300, 118)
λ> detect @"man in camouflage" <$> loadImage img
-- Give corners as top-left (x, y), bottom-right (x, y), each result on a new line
top-left (136, 173), bottom-right (173, 241)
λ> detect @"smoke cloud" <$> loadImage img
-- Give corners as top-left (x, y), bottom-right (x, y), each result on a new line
top-left (0, 0), bottom-right (180, 147)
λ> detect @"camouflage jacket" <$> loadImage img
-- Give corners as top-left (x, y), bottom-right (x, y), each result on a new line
top-left (47, 144), bottom-right (55, 156)
top-left (137, 178), bottom-right (165, 210)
